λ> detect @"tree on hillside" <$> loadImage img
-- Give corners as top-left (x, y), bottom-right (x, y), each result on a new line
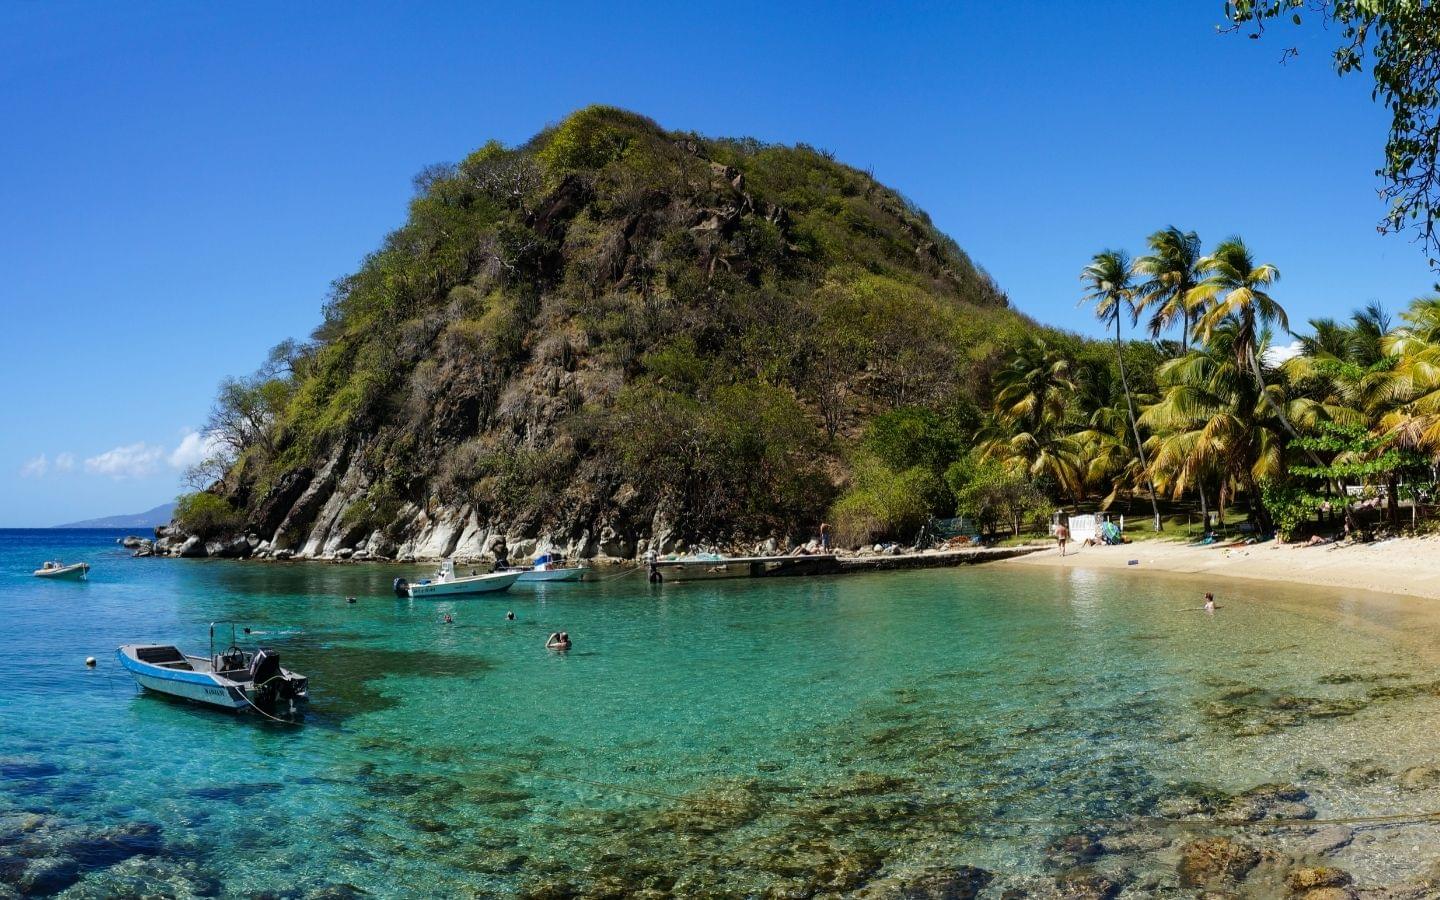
top-left (1080, 249), bottom-right (1162, 529)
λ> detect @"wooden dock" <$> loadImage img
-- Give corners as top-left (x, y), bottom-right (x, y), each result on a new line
top-left (835, 545), bottom-right (1045, 573)
top-left (647, 546), bottom-right (1044, 582)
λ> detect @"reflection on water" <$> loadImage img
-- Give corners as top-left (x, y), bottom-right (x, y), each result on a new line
top-left (5, 530), bottom-right (1440, 895)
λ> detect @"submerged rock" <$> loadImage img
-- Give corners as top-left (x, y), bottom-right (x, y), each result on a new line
top-left (1054, 867), bottom-right (1120, 899)
top-left (1298, 825), bottom-right (1354, 855)
top-left (1397, 765), bottom-right (1440, 791)
top-left (17, 855), bottom-right (80, 894)
top-left (1044, 832), bottom-right (1102, 869)
top-left (1220, 784), bottom-right (1314, 822)
top-left (888, 866), bottom-right (993, 899)
top-left (1098, 830), bottom-right (1171, 854)
top-left (1287, 866), bottom-right (1352, 892)
top-left (1177, 836), bottom-right (1261, 888)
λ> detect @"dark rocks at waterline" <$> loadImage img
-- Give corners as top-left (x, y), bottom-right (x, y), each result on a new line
top-left (1176, 836), bottom-right (1262, 888)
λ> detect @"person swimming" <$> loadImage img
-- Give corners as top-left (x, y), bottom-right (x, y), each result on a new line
top-left (506, 610), bottom-right (515, 621)
top-left (546, 631), bottom-right (571, 650)
top-left (1203, 592), bottom-right (1216, 612)
top-left (443, 612), bottom-right (453, 624)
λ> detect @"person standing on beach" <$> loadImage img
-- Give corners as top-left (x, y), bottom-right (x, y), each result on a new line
top-left (819, 522), bottom-right (831, 553)
top-left (1056, 522), bottom-right (1070, 557)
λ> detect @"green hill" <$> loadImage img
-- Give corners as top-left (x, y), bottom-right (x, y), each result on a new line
top-left (174, 107), bottom-right (1043, 561)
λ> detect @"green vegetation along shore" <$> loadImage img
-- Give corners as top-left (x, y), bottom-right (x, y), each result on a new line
top-left (162, 106), bottom-right (1440, 563)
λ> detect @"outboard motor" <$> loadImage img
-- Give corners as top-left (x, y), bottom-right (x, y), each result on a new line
top-left (393, 577), bottom-right (409, 597)
top-left (249, 648), bottom-right (285, 703)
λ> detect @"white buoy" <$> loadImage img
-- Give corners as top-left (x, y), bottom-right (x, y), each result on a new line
top-left (85, 656), bottom-right (96, 667)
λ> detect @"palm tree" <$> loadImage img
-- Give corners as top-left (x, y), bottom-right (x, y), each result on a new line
top-left (1142, 322), bottom-right (1296, 532)
top-left (981, 337), bottom-right (1084, 500)
top-left (1081, 250), bottom-right (1162, 530)
top-left (1189, 237), bottom-right (1323, 468)
top-left (1377, 295), bottom-right (1440, 458)
top-left (1134, 227), bottom-right (1203, 351)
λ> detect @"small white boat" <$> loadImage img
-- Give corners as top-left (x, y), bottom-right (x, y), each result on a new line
top-left (34, 561), bottom-right (89, 580)
top-left (393, 560), bottom-right (521, 598)
top-left (117, 622), bottom-right (308, 714)
top-left (503, 553), bottom-right (588, 583)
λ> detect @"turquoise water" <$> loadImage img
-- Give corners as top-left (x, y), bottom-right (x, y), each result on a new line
top-left (7, 529), bottom-right (1440, 895)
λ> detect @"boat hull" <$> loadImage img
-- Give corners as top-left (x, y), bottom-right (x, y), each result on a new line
top-left (516, 567), bottom-right (586, 583)
top-left (406, 571), bottom-right (521, 598)
top-left (34, 563), bottom-right (89, 580)
top-left (116, 651), bottom-right (248, 710)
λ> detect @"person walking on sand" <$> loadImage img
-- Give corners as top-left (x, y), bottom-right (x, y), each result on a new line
top-left (1056, 522), bottom-right (1070, 557)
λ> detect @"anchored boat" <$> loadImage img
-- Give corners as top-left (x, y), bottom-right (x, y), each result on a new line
top-left (34, 561), bottom-right (89, 580)
top-left (502, 553), bottom-right (588, 583)
top-left (394, 560), bottom-right (521, 598)
top-left (117, 622), bottom-right (308, 714)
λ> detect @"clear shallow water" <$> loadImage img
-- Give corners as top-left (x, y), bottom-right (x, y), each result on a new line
top-left (7, 530), bottom-right (1440, 895)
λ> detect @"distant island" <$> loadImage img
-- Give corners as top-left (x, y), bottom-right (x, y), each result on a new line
top-left (57, 502), bottom-right (176, 529)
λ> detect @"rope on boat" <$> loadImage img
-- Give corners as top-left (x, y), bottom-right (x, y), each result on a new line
top-left (588, 565), bottom-right (641, 582)
top-left (234, 674), bottom-right (303, 726)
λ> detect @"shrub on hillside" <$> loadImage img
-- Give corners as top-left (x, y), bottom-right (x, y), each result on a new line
top-left (174, 492), bottom-right (243, 539)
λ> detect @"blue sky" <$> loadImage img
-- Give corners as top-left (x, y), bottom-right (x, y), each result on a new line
top-left (0, 1), bottom-right (1431, 526)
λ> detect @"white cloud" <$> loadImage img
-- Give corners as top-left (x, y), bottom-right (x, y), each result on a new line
top-left (1264, 340), bottom-right (1303, 366)
top-left (168, 430), bottom-right (222, 470)
top-left (20, 454), bottom-right (48, 478)
top-left (85, 443), bottom-right (165, 479)
top-left (53, 452), bottom-right (75, 473)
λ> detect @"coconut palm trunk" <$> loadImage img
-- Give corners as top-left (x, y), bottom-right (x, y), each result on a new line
top-left (1243, 342), bottom-right (1325, 469)
top-left (1114, 318), bottom-right (1162, 530)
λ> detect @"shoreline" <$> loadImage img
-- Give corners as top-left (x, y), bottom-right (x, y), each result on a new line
top-left (1003, 534), bottom-right (1440, 601)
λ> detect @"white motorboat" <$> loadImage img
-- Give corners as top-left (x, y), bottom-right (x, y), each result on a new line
top-left (503, 553), bottom-right (588, 583)
top-left (117, 622), bottom-right (308, 714)
top-left (393, 560), bottom-right (521, 598)
top-left (34, 561), bottom-right (89, 580)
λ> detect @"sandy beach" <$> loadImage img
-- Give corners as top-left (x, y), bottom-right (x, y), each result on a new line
top-left (1004, 533), bottom-right (1440, 601)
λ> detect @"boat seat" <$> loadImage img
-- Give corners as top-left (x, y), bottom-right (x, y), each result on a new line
top-left (136, 646), bottom-right (187, 665)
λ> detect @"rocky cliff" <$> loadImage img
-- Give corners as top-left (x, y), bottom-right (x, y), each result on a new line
top-left (165, 107), bottom-right (1032, 563)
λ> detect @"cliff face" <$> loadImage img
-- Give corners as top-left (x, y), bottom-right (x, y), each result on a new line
top-left (168, 107), bottom-right (1031, 562)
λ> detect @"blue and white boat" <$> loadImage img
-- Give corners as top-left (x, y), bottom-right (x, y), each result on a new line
top-left (503, 553), bottom-right (588, 583)
top-left (117, 622), bottom-right (308, 713)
